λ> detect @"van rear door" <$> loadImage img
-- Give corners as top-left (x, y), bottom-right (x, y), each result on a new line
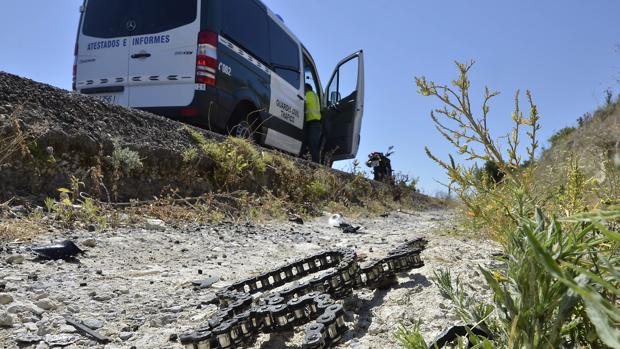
top-left (77, 0), bottom-right (131, 106)
top-left (127, 0), bottom-right (200, 108)
top-left (322, 51), bottom-right (365, 161)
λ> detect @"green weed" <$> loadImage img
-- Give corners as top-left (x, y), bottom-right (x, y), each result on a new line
top-left (398, 62), bottom-right (620, 349)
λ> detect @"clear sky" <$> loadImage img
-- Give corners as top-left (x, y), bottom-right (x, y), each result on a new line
top-left (1, 1), bottom-right (618, 194)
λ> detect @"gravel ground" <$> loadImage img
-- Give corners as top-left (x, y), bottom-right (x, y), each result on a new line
top-left (0, 209), bottom-right (502, 349)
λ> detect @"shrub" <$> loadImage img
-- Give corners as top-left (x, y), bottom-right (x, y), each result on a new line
top-left (112, 143), bottom-right (143, 175)
top-left (416, 61), bottom-right (541, 240)
top-left (398, 62), bottom-right (620, 348)
top-left (548, 127), bottom-right (576, 146)
top-left (185, 127), bottom-right (267, 190)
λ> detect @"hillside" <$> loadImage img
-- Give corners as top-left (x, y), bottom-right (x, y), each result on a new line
top-left (534, 96), bottom-right (620, 203)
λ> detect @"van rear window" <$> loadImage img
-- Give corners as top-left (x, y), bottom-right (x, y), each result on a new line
top-left (82, 0), bottom-right (197, 39)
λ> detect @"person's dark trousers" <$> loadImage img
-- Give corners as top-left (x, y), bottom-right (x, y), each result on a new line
top-left (304, 120), bottom-right (322, 163)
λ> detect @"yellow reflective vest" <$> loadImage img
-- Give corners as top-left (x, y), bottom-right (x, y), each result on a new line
top-left (305, 90), bottom-right (321, 122)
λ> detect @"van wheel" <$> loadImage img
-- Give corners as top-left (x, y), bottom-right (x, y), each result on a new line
top-left (227, 105), bottom-right (262, 144)
top-left (230, 120), bottom-right (253, 139)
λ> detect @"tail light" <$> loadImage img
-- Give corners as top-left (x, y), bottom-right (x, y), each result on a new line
top-left (196, 31), bottom-right (218, 86)
top-left (72, 43), bottom-right (78, 91)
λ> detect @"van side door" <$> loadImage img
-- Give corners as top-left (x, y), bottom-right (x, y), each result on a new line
top-left (127, 0), bottom-right (200, 108)
top-left (264, 19), bottom-right (305, 155)
top-left (322, 51), bottom-right (365, 161)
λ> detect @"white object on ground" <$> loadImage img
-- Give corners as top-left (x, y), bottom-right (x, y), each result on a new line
top-left (328, 214), bottom-right (343, 227)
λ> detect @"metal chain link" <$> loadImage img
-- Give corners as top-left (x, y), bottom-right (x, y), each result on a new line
top-left (179, 238), bottom-right (428, 349)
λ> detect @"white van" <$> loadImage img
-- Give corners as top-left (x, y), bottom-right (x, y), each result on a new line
top-left (74, 0), bottom-right (364, 162)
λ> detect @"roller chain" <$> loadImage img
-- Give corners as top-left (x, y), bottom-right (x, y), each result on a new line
top-left (180, 237), bottom-right (428, 349)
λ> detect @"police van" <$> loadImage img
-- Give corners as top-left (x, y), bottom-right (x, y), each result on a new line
top-left (74, 0), bottom-right (364, 162)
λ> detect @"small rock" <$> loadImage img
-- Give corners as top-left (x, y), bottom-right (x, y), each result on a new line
top-left (82, 319), bottom-right (104, 330)
top-left (7, 303), bottom-right (28, 314)
top-left (82, 238), bottom-right (97, 247)
top-left (92, 293), bottom-right (113, 302)
top-left (45, 334), bottom-right (78, 347)
top-left (15, 333), bottom-right (42, 344)
top-left (37, 323), bottom-right (51, 336)
top-left (169, 333), bottom-right (178, 342)
top-left (119, 332), bottom-right (133, 341)
top-left (59, 324), bottom-right (77, 333)
top-left (0, 293), bottom-right (14, 305)
top-left (34, 299), bottom-right (57, 311)
top-left (145, 219), bottom-right (166, 231)
top-left (11, 205), bottom-right (28, 215)
top-left (33, 292), bottom-right (49, 301)
top-left (0, 311), bottom-right (14, 327)
top-left (24, 322), bottom-right (38, 332)
top-left (166, 306), bottom-right (183, 313)
top-left (7, 254), bottom-right (25, 264)
top-left (27, 305), bottom-right (46, 316)
top-left (35, 342), bottom-right (49, 349)
top-left (149, 314), bottom-right (176, 328)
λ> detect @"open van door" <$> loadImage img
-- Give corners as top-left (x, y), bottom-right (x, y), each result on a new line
top-left (322, 51), bottom-right (364, 162)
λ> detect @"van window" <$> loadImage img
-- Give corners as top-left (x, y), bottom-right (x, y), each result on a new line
top-left (269, 22), bottom-right (300, 88)
top-left (82, 0), bottom-right (127, 38)
top-left (222, 0), bottom-right (270, 63)
top-left (82, 0), bottom-right (197, 39)
top-left (130, 0), bottom-right (197, 36)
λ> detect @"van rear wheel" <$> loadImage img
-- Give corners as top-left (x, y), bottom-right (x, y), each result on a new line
top-left (230, 120), bottom-right (253, 139)
top-left (227, 105), bottom-right (262, 144)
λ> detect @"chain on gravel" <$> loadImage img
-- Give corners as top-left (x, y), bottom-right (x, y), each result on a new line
top-left (179, 238), bottom-right (428, 349)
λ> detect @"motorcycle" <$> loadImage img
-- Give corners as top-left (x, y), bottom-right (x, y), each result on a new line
top-left (366, 146), bottom-right (395, 184)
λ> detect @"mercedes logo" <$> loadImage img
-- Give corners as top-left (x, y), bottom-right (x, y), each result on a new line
top-left (126, 20), bottom-right (137, 32)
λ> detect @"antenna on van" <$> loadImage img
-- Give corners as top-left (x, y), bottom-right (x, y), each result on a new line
top-left (275, 14), bottom-right (284, 23)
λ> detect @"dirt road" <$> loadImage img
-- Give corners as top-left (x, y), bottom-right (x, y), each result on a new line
top-left (0, 209), bottom-right (501, 348)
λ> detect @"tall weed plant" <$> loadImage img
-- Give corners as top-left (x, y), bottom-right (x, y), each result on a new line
top-left (397, 62), bottom-right (620, 348)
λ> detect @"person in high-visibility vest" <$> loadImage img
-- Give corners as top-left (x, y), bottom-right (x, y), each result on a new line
top-left (304, 83), bottom-right (322, 163)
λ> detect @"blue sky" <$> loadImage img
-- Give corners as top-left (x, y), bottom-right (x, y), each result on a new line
top-left (1, 1), bottom-right (618, 194)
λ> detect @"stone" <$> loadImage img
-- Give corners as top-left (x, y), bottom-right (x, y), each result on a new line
top-left (119, 332), bottom-right (133, 340)
top-left (0, 311), bottom-right (14, 327)
top-left (7, 303), bottom-right (28, 314)
top-left (145, 219), bottom-right (166, 231)
top-left (82, 238), bottom-right (97, 247)
top-left (26, 304), bottom-right (46, 316)
top-left (37, 323), bottom-right (51, 336)
top-left (149, 314), bottom-right (176, 328)
top-left (0, 293), bottom-right (13, 305)
top-left (45, 334), bottom-right (78, 347)
top-left (92, 293), bottom-right (114, 302)
top-left (34, 299), bottom-right (57, 311)
top-left (6, 254), bottom-right (25, 264)
top-left (15, 333), bottom-right (42, 344)
top-left (59, 325), bottom-right (77, 333)
top-left (24, 322), bottom-right (38, 332)
top-left (166, 306), bottom-right (183, 313)
top-left (67, 305), bottom-right (80, 313)
top-left (82, 318), bottom-right (104, 330)
top-left (33, 292), bottom-right (49, 301)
